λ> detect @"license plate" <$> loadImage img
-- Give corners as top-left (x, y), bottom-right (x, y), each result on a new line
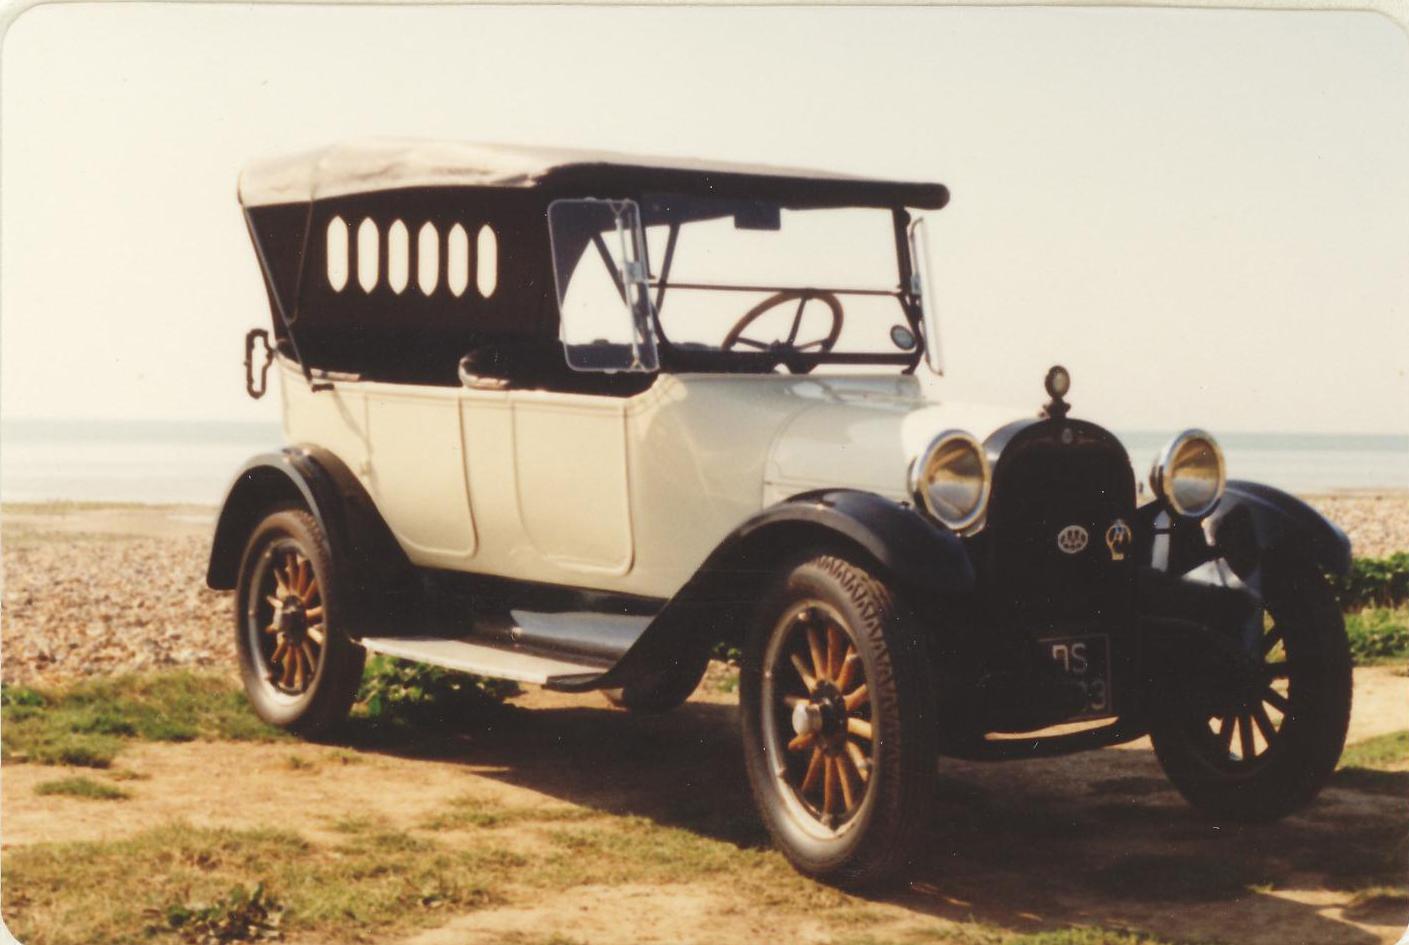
top-left (1040, 634), bottom-right (1113, 719)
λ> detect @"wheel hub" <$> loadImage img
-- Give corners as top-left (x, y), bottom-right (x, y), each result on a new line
top-left (275, 596), bottom-right (308, 643)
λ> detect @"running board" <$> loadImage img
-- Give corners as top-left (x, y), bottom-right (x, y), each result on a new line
top-left (357, 609), bottom-right (654, 689)
top-left (359, 636), bottom-right (611, 687)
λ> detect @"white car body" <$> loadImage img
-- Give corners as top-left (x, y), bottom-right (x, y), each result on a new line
top-left (278, 358), bottom-right (1022, 599)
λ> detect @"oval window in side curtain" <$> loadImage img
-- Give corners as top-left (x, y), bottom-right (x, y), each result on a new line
top-left (387, 220), bottom-right (409, 294)
top-left (357, 218), bottom-right (380, 293)
top-left (476, 224), bottom-right (498, 298)
top-left (418, 222), bottom-right (439, 296)
top-left (447, 224), bottom-right (470, 297)
top-left (325, 216), bottom-right (348, 291)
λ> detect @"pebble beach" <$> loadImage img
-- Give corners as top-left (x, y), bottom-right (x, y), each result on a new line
top-left (2, 494), bottom-right (1407, 686)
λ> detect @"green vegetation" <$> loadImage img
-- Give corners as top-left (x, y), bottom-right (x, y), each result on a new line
top-left (1, 822), bottom-right (511, 945)
top-left (158, 882), bottom-right (283, 944)
top-left (1340, 730), bottom-right (1409, 769)
top-left (0, 661), bottom-right (521, 770)
top-left (1332, 553), bottom-right (1409, 612)
top-left (1344, 607), bottom-right (1409, 665)
top-left (419, 793), bottom-right (596, 831)
top-left (1, 673), bottom-right (284, 768)
top-left (354, 655), bottom-right (519, 727)
top-left (1334, 730), bottom-right (1409, 797)
top-left (34, 776), bottom-right (131, 801)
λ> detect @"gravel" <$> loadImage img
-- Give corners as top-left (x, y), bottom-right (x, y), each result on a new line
top-left (3, 495), bottom-right (1406, 686)
top-left (3, 534), bottom-right (236, 686)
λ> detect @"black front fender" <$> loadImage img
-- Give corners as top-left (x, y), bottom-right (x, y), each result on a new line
top-left (549, 489), bottom-right (974, 694)
top-left (1206, 480), bottom-right (1352, 578)
top-left (724, 489), bottom-right (976, 598)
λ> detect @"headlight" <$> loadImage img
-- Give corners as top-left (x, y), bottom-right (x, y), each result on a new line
top-left (1151, 429), bottom-right (1226, 518)
top-left (908, 430), bottom-right (991, 531)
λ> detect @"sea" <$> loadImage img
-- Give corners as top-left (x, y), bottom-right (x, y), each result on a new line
top-left (0, 419), bottom-right (1405, 506)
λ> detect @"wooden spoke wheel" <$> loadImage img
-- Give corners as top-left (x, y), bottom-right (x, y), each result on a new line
top-left (235, 509), bottom-right (365, 736)
top-left (765, 601), bottom-right (874, 833)
top-left (252, 543), bottom-right (326, 697)
top-left (741, 553), bottom-right (936, 887)
top-left (1150, 551), bottom-right (1352, 822)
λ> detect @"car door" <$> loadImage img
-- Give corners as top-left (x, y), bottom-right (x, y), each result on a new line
top-left (363, 384), bottom-right (478, 566)
top-left (508, 388), bottom-right (634, 575)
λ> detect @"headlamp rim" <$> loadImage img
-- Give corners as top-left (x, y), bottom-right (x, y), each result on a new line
top-left (907, 429), bottom-right (992, 532)
top-left (1151, 428), bottom-right (1226, 518)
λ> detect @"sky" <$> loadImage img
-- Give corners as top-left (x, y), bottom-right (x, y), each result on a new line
top-left (2, 3), bottom-right (1407, 434)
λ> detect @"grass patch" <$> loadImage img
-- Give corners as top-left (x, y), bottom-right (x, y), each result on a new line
top-left (419, 794), bottom-right (597, 831)
top-left (1340, 730), bottom-right (1409, 769)
top-left (1, 821), bottom-right (513, 945)
top-left (1334, 730), bottom-right (1409, 797)
top-left (34, 776), bottom-right (131, 801)
top-left (105, 768), bottom-right (151, 782)
top-left (1, 673), bottom-right (285, 768)
top-left (1345, 607), bottom-right (1409, 666)
top-left (998, 929), bottom-right (1200, 945)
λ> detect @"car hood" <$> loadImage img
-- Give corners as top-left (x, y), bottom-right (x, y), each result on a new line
top-left (762, 378), bottom-right (1025, 504)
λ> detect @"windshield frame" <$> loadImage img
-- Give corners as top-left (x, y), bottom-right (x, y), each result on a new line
top-left (638, 196), bottom-right (929, 375)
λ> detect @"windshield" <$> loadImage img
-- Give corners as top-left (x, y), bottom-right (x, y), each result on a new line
top-left (548, 193), bottom-right (926, 375)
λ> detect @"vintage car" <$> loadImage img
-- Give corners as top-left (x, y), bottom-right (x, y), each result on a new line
top-left (210, 139), bottom-right (1353, 885)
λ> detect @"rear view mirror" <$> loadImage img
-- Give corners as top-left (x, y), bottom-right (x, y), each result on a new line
top-left (733, 202), bottom-right (782, 231)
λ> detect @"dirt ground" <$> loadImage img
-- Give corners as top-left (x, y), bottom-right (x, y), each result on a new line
top-left (3, 668), bottom-right (1406, 945)
top-left (2, 502), bottom-right (1408, 945)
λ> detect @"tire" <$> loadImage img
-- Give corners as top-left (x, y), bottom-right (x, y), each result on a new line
top-left (1150, 550), bottom-right (1352, 822)
top-left (602, 641), bottom-right (711, 714)
top-left (235, 508), bottom-right (366, 737)
top-left (740, 552), bottom-right (936, 887)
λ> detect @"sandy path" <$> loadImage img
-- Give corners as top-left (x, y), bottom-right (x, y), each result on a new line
top-left (3, 668), bottom-right (1406, 945)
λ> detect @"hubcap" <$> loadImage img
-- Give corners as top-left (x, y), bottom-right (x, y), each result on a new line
top-left (763, 602), bottom-right (874, 835)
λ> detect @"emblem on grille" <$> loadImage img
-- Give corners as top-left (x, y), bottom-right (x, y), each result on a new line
top-left (1056, 525), bottom-right (1089, 555)
top-left (1105, 519), bottom-right (1134, 561)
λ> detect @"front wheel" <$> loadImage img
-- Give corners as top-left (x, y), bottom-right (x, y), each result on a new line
top-left (235, 509), bottom-right (366, 737)
top-left (740, 553), bottom-right (936, 887)
top-left (1150, 551), bottom-right (1352, 822)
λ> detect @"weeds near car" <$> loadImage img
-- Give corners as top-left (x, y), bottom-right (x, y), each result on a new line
top-left (0, 662), bottom-right (521, 769)
top-left (354, 655), bottom-right (519, 729)
top-left (1, 821), bottom-right (507, 945)
top-left (34, 776), bottom-right (130, 801)
top-left (1332, 553), bottom-right (1409, 611)
top-left (1344, 607), bottom-right (1409, 665)
top-left (156, 882), bottom-right (283, 943)
top-left (0, 673), bottom-right (284, 768)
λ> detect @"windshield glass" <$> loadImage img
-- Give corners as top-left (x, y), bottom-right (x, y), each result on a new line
top-left (638, 195), bottom-right (924, 373)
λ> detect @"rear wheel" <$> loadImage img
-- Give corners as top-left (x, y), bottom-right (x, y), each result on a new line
top-left (602, 641), bottom-right (711, 714)
top-left (235, 509), bottom-right (365, 737)
top-left (1150, 551), bottom-right (1352, 822)
top-left (740, 553), bottom-right (936, 887)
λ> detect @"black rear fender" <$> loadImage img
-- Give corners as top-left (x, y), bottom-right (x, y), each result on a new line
top-left (206, 448), bottom-right (412, 618)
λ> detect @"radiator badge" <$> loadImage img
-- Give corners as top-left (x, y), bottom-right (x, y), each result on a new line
top-left (1056, 525), bottom-right (1089, 555)
top-left (1105, 519), bottom-right (1134, 561)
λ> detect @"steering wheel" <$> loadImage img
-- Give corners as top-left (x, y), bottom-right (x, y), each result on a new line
top-left (721, 291), bottom-right (844, 374)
